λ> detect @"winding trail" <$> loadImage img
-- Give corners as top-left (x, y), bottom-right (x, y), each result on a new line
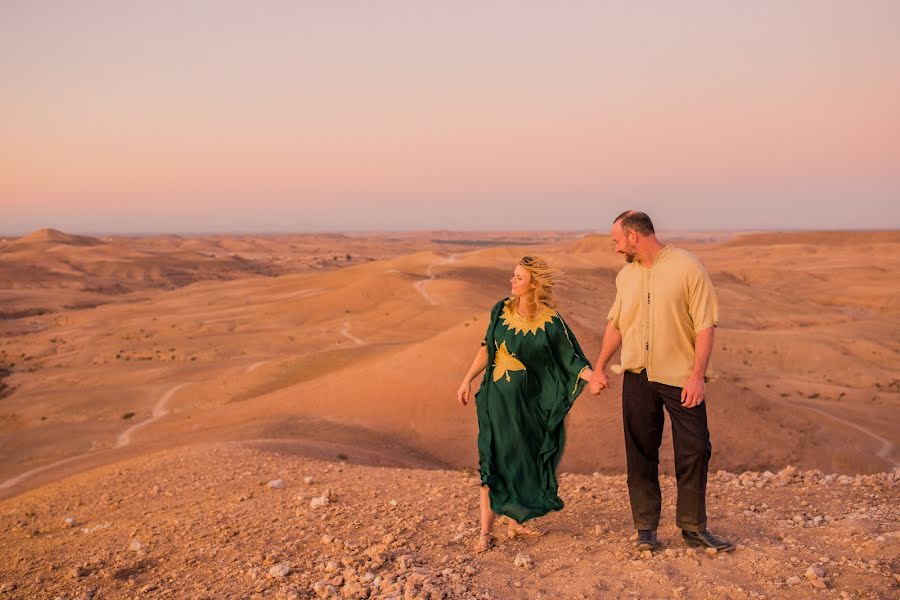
top-left (413, 254), bottom-right (458, 306)
top-left (0, 454), bottom-right (87, 491)
top-left (271, 288), bottom-right (324, 301)
top-left (0, 382), bottom-right (191, 492)
top-left (339, 321), bottom-right (365, 346)
top-left (117, 383), bottom-right (190, 448)
top-left (792, 399), bottom-right (898, 468)
top-left (245, 360), bottom-right (268, 374)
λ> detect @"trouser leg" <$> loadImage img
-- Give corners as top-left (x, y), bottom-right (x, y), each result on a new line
top-left (622, 370), bottom-right (665, 530)
top-left (658, 382), bottom-right (711, 532)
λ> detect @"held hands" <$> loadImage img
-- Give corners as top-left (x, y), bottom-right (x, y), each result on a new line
top-left (588, 369), bottom-right (608, 395)
top-left (457, 379), bottom-right (472, 406)
top-left (681, 374), bottom-right (705, 408)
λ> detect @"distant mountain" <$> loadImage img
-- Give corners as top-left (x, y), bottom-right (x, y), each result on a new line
top-left (11, 228), bottom-right (104, 247)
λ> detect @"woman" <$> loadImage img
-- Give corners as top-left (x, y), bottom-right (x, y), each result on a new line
top-left (457, 255), bottom-right (593, 553)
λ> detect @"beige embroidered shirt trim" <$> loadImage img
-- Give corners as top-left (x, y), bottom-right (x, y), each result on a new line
top-left (607, 245), bottom-right (719, 387)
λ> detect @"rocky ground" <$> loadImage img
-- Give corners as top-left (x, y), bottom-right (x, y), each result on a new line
top-left (1, 443), bottom-right (897, 600)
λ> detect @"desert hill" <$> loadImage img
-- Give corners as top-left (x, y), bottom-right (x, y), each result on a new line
top-left (723, 230), bottom-right (900, 247)
top-left (7, 228), bottom-right (104, 248)
top-left (0, 229), bottom-right (898, 597)
top-left (0, 443), bottom-right (896, 599)
top-left (0, 230), bottom-right (897, 501)
top-left (0, 230), bottom-right (581, 323)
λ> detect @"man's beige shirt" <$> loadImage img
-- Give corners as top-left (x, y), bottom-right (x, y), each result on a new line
top-left (607, 245), bottom-right (718, 387)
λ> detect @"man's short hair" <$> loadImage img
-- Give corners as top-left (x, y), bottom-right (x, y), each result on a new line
top-left (613, 210), bottom-right (655, 235)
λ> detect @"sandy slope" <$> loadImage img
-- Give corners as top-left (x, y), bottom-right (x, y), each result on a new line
top-left (1, 229), bottom-right (899, 598)
top-left (0, 443), bottom-right (897, 599)
top-left (1, 229), bottom-right (555, 320)
top-left (1, 231), bottom-right (898, 502)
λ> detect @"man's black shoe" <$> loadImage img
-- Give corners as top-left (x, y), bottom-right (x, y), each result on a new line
top-left (682, 529), bottom-right (735, 552)
top-left (636, 529), bottom-right (660, 551)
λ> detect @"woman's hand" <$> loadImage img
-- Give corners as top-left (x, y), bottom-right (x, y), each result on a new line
top-left (457, 379), bottom-right (472, 406)
top-left (459, 345), bottom-right (488, 406)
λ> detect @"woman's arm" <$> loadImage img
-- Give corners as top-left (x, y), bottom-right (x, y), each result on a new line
top-left (579, 366), bottom-right (594, 382)
top-left (457, 345), bottom-right (489, 406)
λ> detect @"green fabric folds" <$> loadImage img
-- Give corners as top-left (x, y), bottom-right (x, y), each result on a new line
top-left (475, 298), bottom-right (591, 523)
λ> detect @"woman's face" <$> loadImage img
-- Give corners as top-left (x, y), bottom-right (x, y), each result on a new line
top-left (510, 264), bottom-right (534, 297)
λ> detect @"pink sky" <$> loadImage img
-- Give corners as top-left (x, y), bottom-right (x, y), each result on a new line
top-left (1, 1), bottom-right (899, 233)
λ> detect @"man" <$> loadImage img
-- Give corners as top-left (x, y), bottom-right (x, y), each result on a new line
top-left (589, 210), bottom-right (733, 552)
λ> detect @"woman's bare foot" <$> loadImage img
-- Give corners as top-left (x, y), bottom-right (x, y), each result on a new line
top-left (474, 532), bottom-right (494, 553)
top-left (506, 517), bottom-right (543, 539)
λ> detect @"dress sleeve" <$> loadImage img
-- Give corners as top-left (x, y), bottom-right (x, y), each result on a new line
top-left (536, 312), bottom-right (592, 472)
top-left (548, 312), bottom-right (592, 400)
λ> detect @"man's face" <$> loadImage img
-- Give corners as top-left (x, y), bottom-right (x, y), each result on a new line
top-left (611, 221), bottom-right (637, 263)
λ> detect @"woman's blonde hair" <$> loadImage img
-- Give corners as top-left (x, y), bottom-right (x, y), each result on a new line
top-left (516, 255), bottom-right (559, 309)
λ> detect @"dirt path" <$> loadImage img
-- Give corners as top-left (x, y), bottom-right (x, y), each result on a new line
top-left (339, 321), bottom-right (365, 346)
top-left (414, 254), bottom-right (458, 306)
top-left (0, 383), bottom-right (191, 493)
top-left (245, 360), bottom-right (268, 373)
top-left (792, 398), bottom-right (898, 468)
top-left (0, 453), bottom-right (87, 492)
top-left (116, 383), bottom-right (191, 448)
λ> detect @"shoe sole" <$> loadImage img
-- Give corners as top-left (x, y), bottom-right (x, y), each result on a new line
top-left (682, 539), bottom-right (735, 552)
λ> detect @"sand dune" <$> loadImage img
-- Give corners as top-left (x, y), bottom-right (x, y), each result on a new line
top-left (6, 227), bottom-right (104, 248)
top-left (0, 230), bottom-right (898, 505)
top-left (3, 228), bottom-right (555, 323)
top-left (1, 228), bottom-right (898, 599)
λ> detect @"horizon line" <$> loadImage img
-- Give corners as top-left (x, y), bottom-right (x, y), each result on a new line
top-left (2, 225), bottom-right (899, 238)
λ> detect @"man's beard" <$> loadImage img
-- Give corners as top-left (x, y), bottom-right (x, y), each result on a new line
top-left (625, 253), bottom-right (635, 263)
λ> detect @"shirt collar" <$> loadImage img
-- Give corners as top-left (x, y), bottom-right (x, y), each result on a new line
top-left (636, 244), bottom-right (673, 268)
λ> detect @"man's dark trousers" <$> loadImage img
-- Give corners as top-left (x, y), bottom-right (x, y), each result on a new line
top-left (623, 370), bottom-right (711, 532)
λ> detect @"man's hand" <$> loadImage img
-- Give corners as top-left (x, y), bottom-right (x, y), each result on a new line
top-left (681, 374), bottom-right (705, 408)
top-left (589, 369), bottom-right (608, 395)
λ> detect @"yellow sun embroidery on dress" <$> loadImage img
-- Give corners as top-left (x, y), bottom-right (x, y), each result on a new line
top-left (500, 302), bottom-right (556, 336)
top-left (492, 341), bottom-right (526, 382)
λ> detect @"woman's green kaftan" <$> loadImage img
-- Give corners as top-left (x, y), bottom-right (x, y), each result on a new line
top-left (475, 298), bottom-right (591, 523)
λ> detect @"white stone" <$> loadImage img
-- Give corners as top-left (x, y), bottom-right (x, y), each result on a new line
top-left (268, 563), bottom-right (290, 578)
top-left (514, 553), bottom-right (532, 568)
top-left (267, 479), bottom-right (284, 489)
top-left (806, 565), bottom-right (825, 579)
